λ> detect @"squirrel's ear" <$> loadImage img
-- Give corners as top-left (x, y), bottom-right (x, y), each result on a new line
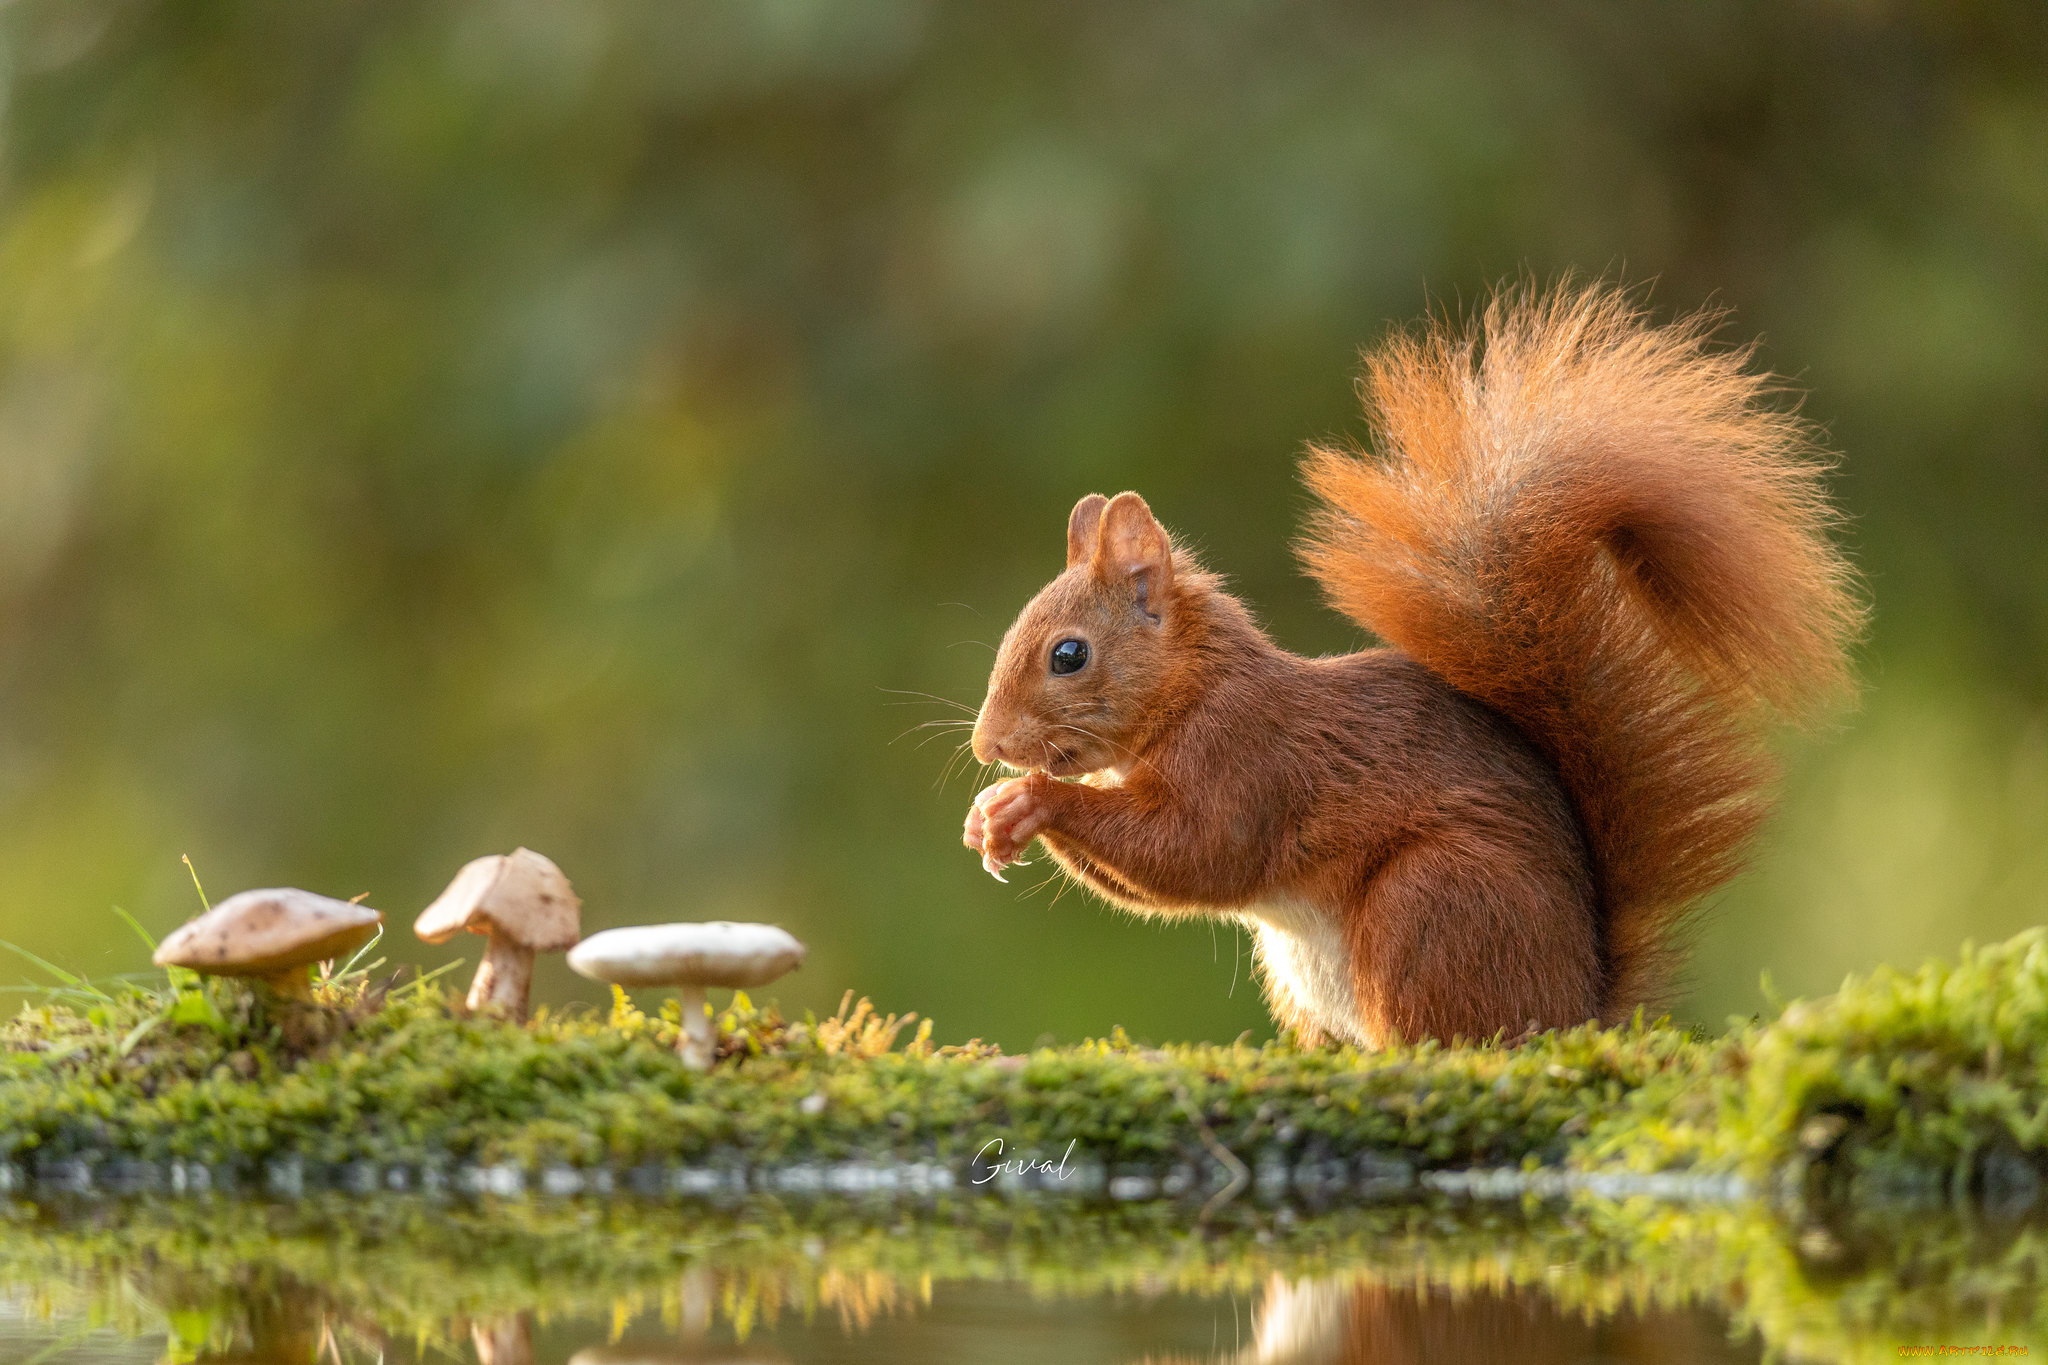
top-left (1066, 494), bottom-right (1109, 569)
top-left (1094, 491), bottom-right (1173, 621)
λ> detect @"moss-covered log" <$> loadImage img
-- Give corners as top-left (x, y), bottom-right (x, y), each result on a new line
top-left (3, 930), bottom-right (2046, 1204)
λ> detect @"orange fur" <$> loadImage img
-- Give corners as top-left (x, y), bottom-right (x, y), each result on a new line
top-left (967, 284), bottom-right (1861, 1044)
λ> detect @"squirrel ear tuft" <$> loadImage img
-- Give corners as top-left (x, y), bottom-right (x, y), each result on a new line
top-left (1066, 494), bottom-right (1109, 569)
top-left (1094, 491), bottom-right (1173, 620)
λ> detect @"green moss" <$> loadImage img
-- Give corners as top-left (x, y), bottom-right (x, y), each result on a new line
top-left (1727, 928), bottom-right (2048, 1203)
top-left (1567, 928), bottom-right (2048, 1205)
top-left (4, 929), bottom-right (2048, 1201)
top-left (0, 979), bottom-right (1701, 1173)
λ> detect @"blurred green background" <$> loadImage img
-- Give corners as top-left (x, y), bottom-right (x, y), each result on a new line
top-left (0, 1), bottom-right (2042, 1050)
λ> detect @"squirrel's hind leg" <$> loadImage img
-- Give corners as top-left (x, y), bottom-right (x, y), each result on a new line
top-left (1340, 842), bottom-right (1600, 1046)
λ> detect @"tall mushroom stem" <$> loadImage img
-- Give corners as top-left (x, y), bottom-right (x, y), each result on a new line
top-left (677, 984), bottom-right (714, 1070)
top-left (469, 934), bottom-right (537, 1019)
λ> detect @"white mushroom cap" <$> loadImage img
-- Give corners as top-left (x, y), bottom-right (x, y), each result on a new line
top-left (414, 848), bottom-right (580, 951)
top-left (567, 922), bottom-right (806, 989)
top-left (154, 888), bottom-right (382, 978)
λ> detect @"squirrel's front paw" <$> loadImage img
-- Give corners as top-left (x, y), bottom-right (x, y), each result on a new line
top-left (967, 776), bottom-right (1052, 882)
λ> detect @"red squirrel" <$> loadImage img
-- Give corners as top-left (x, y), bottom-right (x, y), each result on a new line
top-left (963, 284), bottom-right (1861, 1046)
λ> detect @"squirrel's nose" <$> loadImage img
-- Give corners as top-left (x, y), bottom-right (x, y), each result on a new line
top-left (970, 712), bottom-right (1016, 767)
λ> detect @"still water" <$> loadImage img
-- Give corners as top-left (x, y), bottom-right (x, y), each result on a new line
top-left (2, 1278), bottom-right (1758, 1365)
top-left (0, 1192), bottom-right (2033, 1363)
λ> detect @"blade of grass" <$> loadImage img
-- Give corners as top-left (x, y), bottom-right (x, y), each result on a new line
top-left (181, 854), bottom-right (210, 912)
top-left (0, 939), bottom-right (111, 1000)
top-left (389, 957), bottom-right (466, 1000)
top-left (0, 983), bottom-right (98, 1001)
top-left (336, 926), bottom-right (384, 978)
top-left (110, 904), bottom-right (159, 952)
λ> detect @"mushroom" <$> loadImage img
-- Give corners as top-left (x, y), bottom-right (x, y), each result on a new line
top-left (413, 848), bottom-right (581, 1019)
top-left (153, 887), bottom-right (383, 1002)
top-left (567, 922), bottom-right (805, 1070)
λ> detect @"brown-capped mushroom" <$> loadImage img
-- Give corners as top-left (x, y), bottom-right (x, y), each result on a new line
top-left (153, 888), bottom-right (383, 1002)
top-left (567, 922), bottom-right (805, 1070)
top-left (414, 848), bottom-right (580, 1019)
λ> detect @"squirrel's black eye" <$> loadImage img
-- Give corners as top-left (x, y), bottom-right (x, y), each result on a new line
top-left (1049, 638), bottom-right (1089, 676)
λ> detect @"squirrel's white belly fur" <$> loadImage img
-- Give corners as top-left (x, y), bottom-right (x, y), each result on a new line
top-left (1239, 898), bottom-right (1369, 1047)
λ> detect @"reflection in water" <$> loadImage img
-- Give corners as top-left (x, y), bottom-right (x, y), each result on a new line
top-left (0, 1267), bottom-right (1759, 1365)
top-left (1239, 1278), bottom-right (1351, 1363)
top-left (0, 1196), bottom-right (2039, 1363)
top-left (1215, 1276), bottom-right (1745, 1365)
top-left (472, 1314), bottom-right (535, 1365)
top-left (573, 1276), bottom-right (1752, 1365)
top-left (565, 1270), bottom-right (791, 1365)
top-left (577, 1350), bottom-right (790, 1358)
top-left (570, 1348), bottom-right (789, 1365)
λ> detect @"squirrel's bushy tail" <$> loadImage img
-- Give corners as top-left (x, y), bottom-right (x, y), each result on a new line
top-left (1301, 284), bottom-right (1862, 1016)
